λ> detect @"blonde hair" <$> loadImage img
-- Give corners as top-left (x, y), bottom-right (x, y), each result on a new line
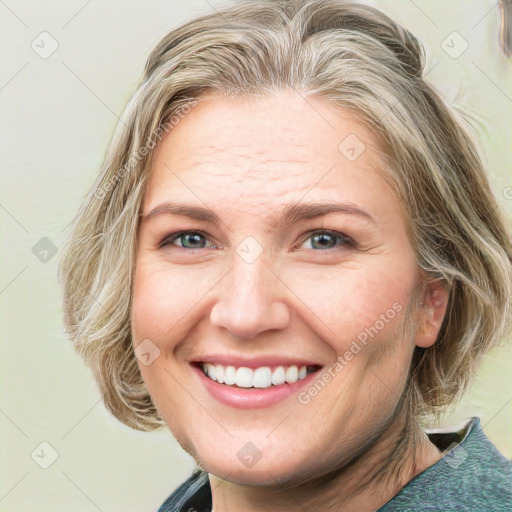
top-left (59, 0), bottom-right (512, 431)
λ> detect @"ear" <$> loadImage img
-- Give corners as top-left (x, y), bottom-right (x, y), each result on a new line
top-left (414, 280), bottom-right (450, 349)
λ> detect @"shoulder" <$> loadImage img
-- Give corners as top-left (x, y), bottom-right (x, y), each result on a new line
top-left (378, 417), bottom-right (512, 512)
top-left (157, 467), bottom-right (211, 512)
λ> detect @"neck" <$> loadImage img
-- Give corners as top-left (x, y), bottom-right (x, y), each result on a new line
top-left (209, 415), bottom-right (441, 512)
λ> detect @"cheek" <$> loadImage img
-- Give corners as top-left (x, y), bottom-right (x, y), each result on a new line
top-left (131, 260), bottom-right (209, 343)
top-left (285, 262), bottom-right (416, 349)
top-left (130, 262), bottom-right (196, 433)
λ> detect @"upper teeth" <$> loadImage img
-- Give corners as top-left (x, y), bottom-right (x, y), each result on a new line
top-left (201, 364), bottom-right (312, 388)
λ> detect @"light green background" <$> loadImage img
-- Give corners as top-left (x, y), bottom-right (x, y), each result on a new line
top-left (1, 1), bottom-right (511, 511)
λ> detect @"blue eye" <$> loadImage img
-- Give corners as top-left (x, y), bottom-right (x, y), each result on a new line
top-left (159, 230), bottom-right (353, 251)
top-left (160, 231), bottom-right (218, 250)
top-left (300, 230), bottom-right (353, 251)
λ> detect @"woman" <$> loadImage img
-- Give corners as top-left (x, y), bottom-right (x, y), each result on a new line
top-left (59, 1), bottom-right (512, 510)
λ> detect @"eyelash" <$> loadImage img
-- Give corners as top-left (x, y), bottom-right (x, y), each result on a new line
top-left (158, 229), bottom-right (355, 252)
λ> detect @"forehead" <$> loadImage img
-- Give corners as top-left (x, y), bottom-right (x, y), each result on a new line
top-left (143, 90), bottom-right (397, 220)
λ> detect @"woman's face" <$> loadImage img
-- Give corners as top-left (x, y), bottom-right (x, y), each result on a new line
top-left (132, 90), bottom-right (437, 484)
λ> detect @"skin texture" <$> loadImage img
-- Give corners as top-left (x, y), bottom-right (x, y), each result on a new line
top-left (131, 90), bottom-right (449, 512)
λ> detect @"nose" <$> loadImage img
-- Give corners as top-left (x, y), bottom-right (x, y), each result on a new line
top-left (209, 252), bottom-right (291, 340)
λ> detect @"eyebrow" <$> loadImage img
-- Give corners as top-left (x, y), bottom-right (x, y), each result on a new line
top-left (142, 201), bottom-right (377, 227)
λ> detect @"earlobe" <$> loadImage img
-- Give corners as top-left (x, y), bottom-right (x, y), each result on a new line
top-left (414, 280), bottom-right (450, 349)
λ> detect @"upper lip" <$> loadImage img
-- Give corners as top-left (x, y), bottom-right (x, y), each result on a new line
top-left (190, 355), bottom-right (323, 369)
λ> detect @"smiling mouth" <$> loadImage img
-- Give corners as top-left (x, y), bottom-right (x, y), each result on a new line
top-left (195, 362), bottom-right (322, 389)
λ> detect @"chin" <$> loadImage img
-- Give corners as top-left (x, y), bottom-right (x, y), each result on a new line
top-left (206, 463), bottom-right (298, 487)
top-left (196, 445), bottom-right (308, 487)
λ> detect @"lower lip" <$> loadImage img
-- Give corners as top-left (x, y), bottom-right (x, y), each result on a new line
top-left (192, 364), bottom-right (321, 409)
